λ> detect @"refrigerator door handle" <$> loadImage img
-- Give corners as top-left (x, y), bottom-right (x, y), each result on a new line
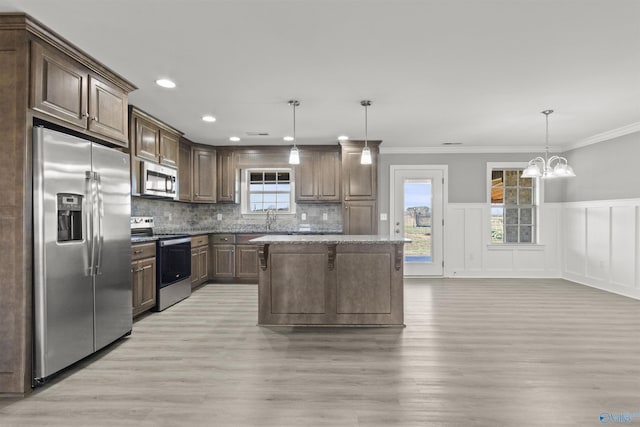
top-left (85, 171), bottom-right (95, 276)
top-left (95, 172), bottom-right (104, 275)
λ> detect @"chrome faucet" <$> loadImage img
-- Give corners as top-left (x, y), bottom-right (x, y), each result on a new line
top-left (265, 209), bottom-right (277, 230)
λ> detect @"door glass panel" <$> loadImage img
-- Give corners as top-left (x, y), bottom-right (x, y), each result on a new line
top-left (403, 179), bottom-right (432, 263)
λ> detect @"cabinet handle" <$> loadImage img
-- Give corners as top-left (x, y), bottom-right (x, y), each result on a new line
top-left (222, 238), bottom-right (228, 241)
top-left (82, 112), bottom-right (89, 118)
top-left (134, 250), bottom-right (144, 254)
top-left (91, 116), bottom-right (98, 121)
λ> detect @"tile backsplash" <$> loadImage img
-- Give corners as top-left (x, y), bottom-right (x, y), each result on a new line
top-left (132, 197), bottom-right (343, 233)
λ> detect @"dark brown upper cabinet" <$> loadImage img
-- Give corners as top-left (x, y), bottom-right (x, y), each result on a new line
top-left (295, 148), bottom-right (341, 203)
top-left (340, 141), bottom-right (380, 201)
top-left (192, 145), bottom-right (216, 203)
top-left (216, 149), bottom-right (236, 203)
top-left (130, 107), bottom-right (181, 166)
top-left (31, 40), bottom-right (130, 146)
top-left (178, 138), bottom-right (193, 202)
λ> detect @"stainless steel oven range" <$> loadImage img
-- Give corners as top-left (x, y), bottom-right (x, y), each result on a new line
top-left (131, 217), bottom-right (191, 310)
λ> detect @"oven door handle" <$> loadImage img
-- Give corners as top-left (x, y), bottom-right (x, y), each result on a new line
top-left (159, 237), bottom-right (192, 247)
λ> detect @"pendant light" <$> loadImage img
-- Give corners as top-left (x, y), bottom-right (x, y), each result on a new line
top-left (360, 100), bottom-right (372, 165)
top-left (522, 110), bottom-right (576, 179)
top-left (288, 100), bottom-right (300, 165)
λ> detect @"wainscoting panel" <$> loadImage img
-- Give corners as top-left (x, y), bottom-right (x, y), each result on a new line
top-left (586, 207), bottom-right (610, 283)
top-left (610, 206), bottom-right (636, 288)
top-left (562, 199), bottom-right (640, 300)
top-left (445, 203), bottom-right (560, 278)
top-left (564, 207), bottom-right (586, 277)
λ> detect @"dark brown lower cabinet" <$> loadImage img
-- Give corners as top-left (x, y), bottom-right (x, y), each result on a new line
top-left (191, 235), bottom-right (209, 289)
top-left (131, 242), bottom-right (157, 317)
top-left (211, 244), bottom-right (235, 280)
top-left (236, 244), bottom-right (259, 280)
top-left (210, 233), bottom-right (262, 283)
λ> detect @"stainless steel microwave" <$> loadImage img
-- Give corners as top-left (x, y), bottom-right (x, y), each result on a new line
top-left (141, 161), bottom-right (178, 200)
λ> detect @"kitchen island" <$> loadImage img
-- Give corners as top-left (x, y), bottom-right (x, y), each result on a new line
top-left (249, 235), bottom-right (409, 326)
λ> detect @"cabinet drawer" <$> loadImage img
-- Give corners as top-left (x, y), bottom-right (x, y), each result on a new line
top-left (192, 234), bottom-right (209, 248)
top-left (131, 242), bottom-right (156, 260)
top-left (211, 234), bottom-right (236, 244)
top-left (236, 234), bottom-right (264, 245)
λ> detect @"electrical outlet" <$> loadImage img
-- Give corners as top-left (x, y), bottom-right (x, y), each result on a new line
top-left (217, 214), bottom-right (222, 220)
top-left (322, 213), bottom-right (328, 221)
top-left (380, 213), bottom-right (388, 221)
top-left (301, 213), bottom-right (307, 220)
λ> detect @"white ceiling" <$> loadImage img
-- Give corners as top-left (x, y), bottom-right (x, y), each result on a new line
top-left (2, 0), bottom-right (639, 152)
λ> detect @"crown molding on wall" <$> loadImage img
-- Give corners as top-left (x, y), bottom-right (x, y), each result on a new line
top-left (380, 121), bottom-right (640, 155)
top-left (564, 121), bottom-right (640, 152)
top-left (379, 145), bottom-right (560, 155)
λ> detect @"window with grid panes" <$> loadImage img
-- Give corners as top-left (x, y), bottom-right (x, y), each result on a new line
top-left (490, 169), bottom-right (536, 243)
top-left (247, 170), bottom-right (293, 213)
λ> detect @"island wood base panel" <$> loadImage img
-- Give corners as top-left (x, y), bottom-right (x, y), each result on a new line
top-left (257, 243), bottom-right (404, 326)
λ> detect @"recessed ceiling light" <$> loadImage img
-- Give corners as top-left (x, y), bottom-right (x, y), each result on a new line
top-left (337, 135), bottom-right (349, 141)
top-left (155, 79), bottom-right (176, 89)
top-left (229, 136), bottom-right (240, 142)
top-left (202, 115), bottom-right (216, 123)
top-left (283, 136), bottom-right (294, 142)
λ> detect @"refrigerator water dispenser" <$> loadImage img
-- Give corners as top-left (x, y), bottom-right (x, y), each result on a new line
top-left (57, 193), bottom-right (83, 242)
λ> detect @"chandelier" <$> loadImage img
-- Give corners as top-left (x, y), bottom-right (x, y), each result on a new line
top-left (522, 110), bottom-right (575, 179)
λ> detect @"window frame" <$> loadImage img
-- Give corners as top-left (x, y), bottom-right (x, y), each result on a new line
top-left (486, 162), bottom-right (542, 246)
top-left (240, 168), bottom-right (296, 215)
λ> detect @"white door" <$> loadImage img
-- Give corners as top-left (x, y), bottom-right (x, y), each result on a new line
top-left (390, 166), bottom-right (445, 276)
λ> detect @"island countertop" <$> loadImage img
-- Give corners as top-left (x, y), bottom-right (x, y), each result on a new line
top-left (249, 234), bottom-right (411, 245)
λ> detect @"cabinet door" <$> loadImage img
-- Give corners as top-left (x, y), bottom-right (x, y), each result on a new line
top-left (178, 140), bottom-right (192, 201)
top-left (216, 150), bottom-right (236, 203)
top-left (192, 147), bottom-right (216, 202)
top-left (190, 248), bottom-right (200, 288)
top-left (135, 116), bottom-right (159, 162)
top-left (295, 151), bottom-right (317, 202)
top-left (159, 130), bottom-right (179, 167)
top-left (344, 201), bottom-right (377, 235)
top-left (342, 148), bottom-right (377, 200)
top-left (88, 75), bottom-right (128, 145)
top-left (31, 41), bottom-right (88, 130)
top-left (317, 150), bottom-right (341, 201)
top-left (235, 244), bottom-right (259, 281)
top-left (198, 247), bottom-right (209, 282)
top-left (212, 244), bottom-right (235, 279)
top-left (133, 257), bottom-right (156, 316)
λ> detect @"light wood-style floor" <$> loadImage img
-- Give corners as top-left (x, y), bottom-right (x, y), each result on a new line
top-left (2, 279), bottom-right (639, 426)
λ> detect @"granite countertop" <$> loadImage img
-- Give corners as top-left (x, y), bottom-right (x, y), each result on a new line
top-left (131, 230), bottom-right (343, 243)
top-left (162, 230), bottom-right (342, 236)
top-left (249, 235), bottom-right (411, 245)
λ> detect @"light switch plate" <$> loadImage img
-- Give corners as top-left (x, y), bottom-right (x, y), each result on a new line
top-left (217, 214), bottom-right (222, 220)
top-left (322, 213), bottom-right (328, 221)
top-left (380, 213), bottom-right (388, 221)
top-left (301, 213), bottom-right (307, 220)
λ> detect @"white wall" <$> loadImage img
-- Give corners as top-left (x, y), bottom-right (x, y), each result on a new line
top-left (562, 199), bottom-right (640, 299)
top-left (380, 133), bottom-right (640, 299)
top-left (445, 203), bottom-right (562, 278)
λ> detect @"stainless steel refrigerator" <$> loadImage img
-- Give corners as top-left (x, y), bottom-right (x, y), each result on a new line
top-left (33, 126), bottom-right (132, 384)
